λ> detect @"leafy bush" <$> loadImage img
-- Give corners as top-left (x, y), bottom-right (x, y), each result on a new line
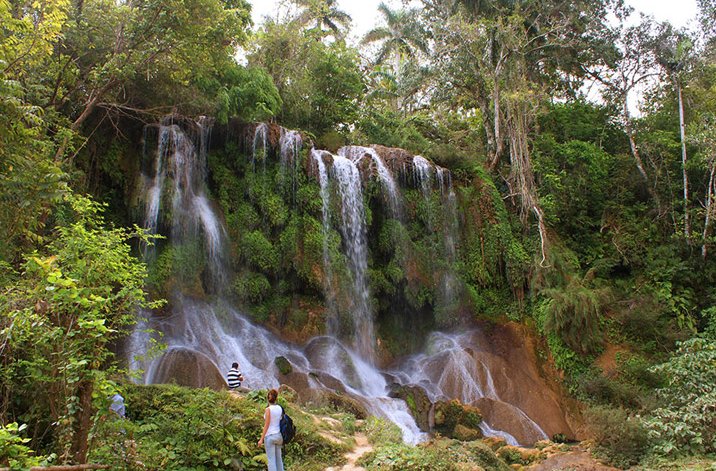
top-left (586, 405), bottom-right (649, 467)
top-left (359, 439), bottom-right (511, 471)
top-left (90, 384), bottom-right (343, 470)
top-left (0, 193), bottom-right (154, 462)
top-left (0, 422), bottom-right (53, 470)
top-left (580, 373), bottom-right (643, 409)
top-left (643, 338), bottom-right (716, 456)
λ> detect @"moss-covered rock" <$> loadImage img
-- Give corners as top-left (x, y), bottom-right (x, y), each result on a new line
top-left (388, 384), bottom-right (433, 432)
top-left (274, 355), bottom-right (293, 375)
top-left (359, 438), bottom-right (511, 471)
top-left (496, 444), bottom-right (544, 465)
top-left (433, 399), bottom-right (483, 440)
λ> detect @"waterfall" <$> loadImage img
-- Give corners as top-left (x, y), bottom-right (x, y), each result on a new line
top-left (338, 146), bottom-right (402, 219)
top-left (252, 123), bottom-right (269, 172)
top-left (140, 118), bottom-right (227, 289)
top-left (279, 129), bottom-right (303, 202)
top-left (438, 184), bottom-right (460, 321)
top-left (412, 155), bottom-right (433, 198)
top-left (312, 149), bottom-right (337, 324)
top-left (330, 153), bottom-right (376, 363)
top-left (392, 330), bottom-right (549, 446)
top-left (132, 119), bottom-right (560, 447)
top-left (409, 156), bottom-right (461, 323)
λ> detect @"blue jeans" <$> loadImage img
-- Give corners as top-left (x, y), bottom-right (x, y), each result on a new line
top-left (265, 432), bottom-right (284, 471)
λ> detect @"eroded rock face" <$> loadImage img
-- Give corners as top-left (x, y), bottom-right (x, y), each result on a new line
top-left (463, 324), bottom-right (575, 442)
top-left (395, 323), bottom-right (576, 445)
top-left (150, 347), bottom-right (226, 391)
top-left (372, 145), bottom-right (416, 175)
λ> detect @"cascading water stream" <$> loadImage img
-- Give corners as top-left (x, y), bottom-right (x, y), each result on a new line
top-left (410, 157), bottom-right (462, 321)
top-left (439, 184), bottom-right (461, 315)
top-left (338, 146), bottom-right (402, 219)
top-left (412, 155), bottom-right (433, 199)
top-left (392, 330), bottom-right (549, 446)
top-left (252, 123), bottom-right (269, 172)
top-left (312, 149), bottom-right (337, 323)
top-left (279, 129), bottom-right (303, 202)
top-left (133, 120), bottom-right (560, 448)
top-left (133, 128), bottom-right (424, 443)
top-left (328, 152), bottom-right (376, 363)
top-left (140, 118), bottom-right (227, 289)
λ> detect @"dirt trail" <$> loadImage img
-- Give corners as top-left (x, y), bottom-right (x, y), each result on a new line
top-left (324, 432), bottom-right (373, 471)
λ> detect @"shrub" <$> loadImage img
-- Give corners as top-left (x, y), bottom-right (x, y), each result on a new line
top-left (363, 417), bottom-right (402, 446)
top-left (643, 337), bottom-right (716, 456)
top-left (580, 373), bottom-right (642, 409)
top-left (0, 422), bottom-right (53, 470)
top-left (359, 439), bottom-right (511, 471)
top-left (586, 405), bottom-right (649, 467)
top-left (90, 384), bottom-right (343, 470)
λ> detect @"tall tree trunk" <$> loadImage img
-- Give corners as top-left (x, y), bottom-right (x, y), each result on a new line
top-left (71, 380), bottom-right (94, 464)
top-left (622, 99), bottom-right (664, 213)
top-left (678, 82), bottom-right (691, 241)
top-left (623, 101), bottom-right (649, 183)
top-left (492, 77), bottom-right (503, 166)
top-left (703, 160), bottom-right (716, 259)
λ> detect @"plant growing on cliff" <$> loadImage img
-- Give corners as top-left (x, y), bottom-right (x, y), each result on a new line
top-left (534, 247), bottom-right (610, 355)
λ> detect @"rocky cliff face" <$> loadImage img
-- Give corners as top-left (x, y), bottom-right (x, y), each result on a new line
top-left (123, 118), bottom-right (577, 445)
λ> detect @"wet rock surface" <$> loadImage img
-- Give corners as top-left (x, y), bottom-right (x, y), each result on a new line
top-left (388, 383), bottom-right (433, 431)
top-left (150, 347), bottom-right (226, 391)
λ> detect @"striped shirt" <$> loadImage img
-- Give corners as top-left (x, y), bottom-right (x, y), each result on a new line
top-left (227, 368), bottom-right (243, 389)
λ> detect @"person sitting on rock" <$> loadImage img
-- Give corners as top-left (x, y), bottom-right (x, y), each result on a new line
top-left (227, 362), bottom-right (246, 391)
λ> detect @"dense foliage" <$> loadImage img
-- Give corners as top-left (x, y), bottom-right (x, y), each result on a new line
top-left (3, 0), bottom-right (716, 468)
top-left (89, 384), bottom-right (345, 470)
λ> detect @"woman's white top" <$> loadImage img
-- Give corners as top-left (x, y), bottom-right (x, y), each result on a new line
top-left (266, 404), bottom-right (282, 436)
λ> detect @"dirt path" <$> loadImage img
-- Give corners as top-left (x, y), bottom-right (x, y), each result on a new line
top-left (324, 432), bottom-right (373, 471)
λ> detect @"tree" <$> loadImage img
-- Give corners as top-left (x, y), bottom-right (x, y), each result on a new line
top-left (361, 3), bottom-right (428, 67)
top-left (249, 19), bottom-right (364, 136)
top-left (0, 193), bottom-right (156, 463)
top-left (422, 0), bottom-right (620, 265)
top-left (654, 25), bottom-right (697, 242)
top-left (0, 0), bottom-right (69, 265)
top-left (582, 20), bottom-right (661, 193)
top-left (291, 0), bottom-right (351, 40)
top-left (38, 0), bottom-right (252, 159)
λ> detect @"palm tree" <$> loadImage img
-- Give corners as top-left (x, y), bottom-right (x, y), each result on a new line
top-left (292, 0), bottom-right (352, 39)
top-left (361, 3), bottom-right (428, 67)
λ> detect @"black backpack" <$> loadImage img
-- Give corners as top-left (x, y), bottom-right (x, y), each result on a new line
top-left (279, 406), bottom-right (296, 444)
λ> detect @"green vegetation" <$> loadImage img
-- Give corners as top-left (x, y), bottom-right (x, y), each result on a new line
top-left (359, 439), bottom-right (511, 471)
top-left (4, 0), bottom-right (716, 468)
top-left (89, 384), bottom-right (345, 470)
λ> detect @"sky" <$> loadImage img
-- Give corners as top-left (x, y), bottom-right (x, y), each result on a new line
top-left (248, 0), bottom-right (700, 41)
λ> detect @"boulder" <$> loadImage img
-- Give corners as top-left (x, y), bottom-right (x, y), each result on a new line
top-left (388, 383), bottom-right (433, 432)
top-left (433, 399), bottom-right (483, 441)
top-left (150, 347), bottom-right (226, 391)
top-left (473, 397), bottom-right (549, 446)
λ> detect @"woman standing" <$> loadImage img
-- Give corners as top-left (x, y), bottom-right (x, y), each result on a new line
top-left (258, 389), bottom-right (284, 471)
